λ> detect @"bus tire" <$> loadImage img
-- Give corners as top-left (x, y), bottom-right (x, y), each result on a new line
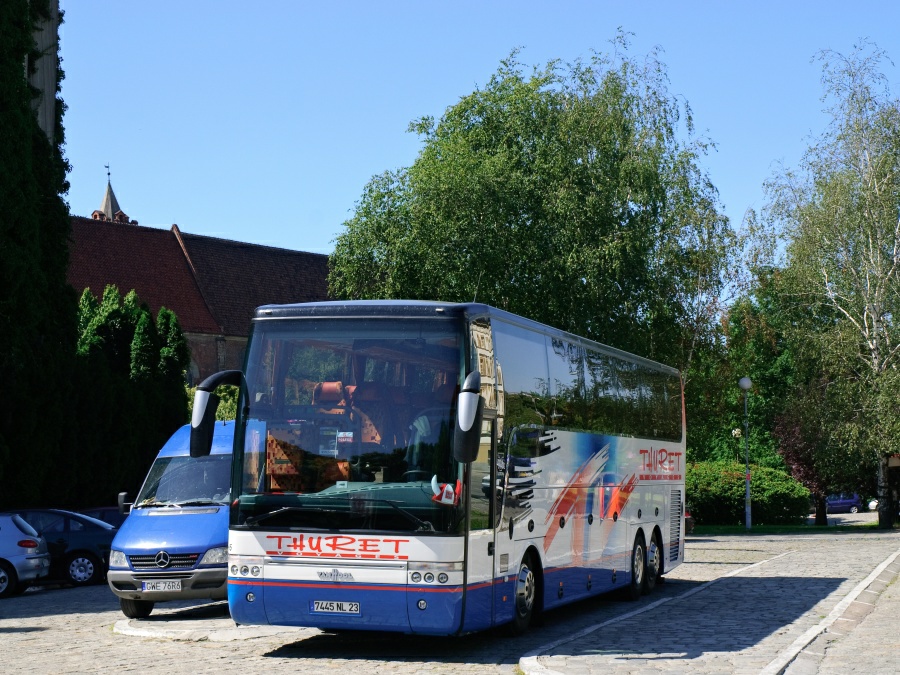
top-left (627, 534), bottom-right (645, 601)
top-left (508, 553), bottom-right (537, 636)
top-left (644, 531), bottom-right (663, 594)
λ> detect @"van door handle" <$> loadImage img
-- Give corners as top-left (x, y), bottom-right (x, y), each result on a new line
top-left (487, 542), bottom-right (494, 556)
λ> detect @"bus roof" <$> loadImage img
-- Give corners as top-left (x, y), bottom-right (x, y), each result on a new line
top-left (252, 300), bottom-right (679, 375)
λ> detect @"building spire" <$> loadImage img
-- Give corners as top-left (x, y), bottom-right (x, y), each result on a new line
top-left (91, 165), bottom-right (136, 224)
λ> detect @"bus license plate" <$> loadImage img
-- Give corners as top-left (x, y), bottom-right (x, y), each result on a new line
top-left (142, 580), bottom-right (182, 592)
top-left (311, 600), bottom-right (360, 614)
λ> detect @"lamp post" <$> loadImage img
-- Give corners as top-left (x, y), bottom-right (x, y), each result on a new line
top-left (738, 377), bottom-right (752, 530)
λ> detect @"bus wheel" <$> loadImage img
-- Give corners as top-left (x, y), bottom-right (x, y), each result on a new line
top-left (628, 534), bottom-right (645, 601)
top-left (644, 531), bottom-right (662, 593)
top-left (508, 554), bottom-right (536, 635)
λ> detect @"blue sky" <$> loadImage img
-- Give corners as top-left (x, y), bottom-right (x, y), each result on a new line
top-left (59, 1), bottom-right (900, 255)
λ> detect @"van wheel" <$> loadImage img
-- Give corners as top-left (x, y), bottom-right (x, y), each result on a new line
top-left (507, 553), bottom-right (536, 636)
top-left (628, 534), bottom-right (646, 601)
top-left (120, 598), bottom-right (154, 619)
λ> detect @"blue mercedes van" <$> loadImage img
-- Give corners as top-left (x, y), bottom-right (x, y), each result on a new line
top-left (107, 421), bottom-right (233, 619)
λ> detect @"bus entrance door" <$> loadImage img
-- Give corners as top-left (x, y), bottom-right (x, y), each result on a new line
top-left (461, 419), bottom-right (498, 633)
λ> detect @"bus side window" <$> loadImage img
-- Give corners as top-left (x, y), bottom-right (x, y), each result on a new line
top-left (469, 419), bottom-right (498, 531)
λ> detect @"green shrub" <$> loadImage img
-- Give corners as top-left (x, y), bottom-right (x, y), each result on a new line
top-left (686, 461), bottom-right (810, 525)
top-left (186, 384), bottom-right (238, 421)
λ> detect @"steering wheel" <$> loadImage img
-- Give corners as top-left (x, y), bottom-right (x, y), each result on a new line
top-left (401, 470), bottom-right (431, 480)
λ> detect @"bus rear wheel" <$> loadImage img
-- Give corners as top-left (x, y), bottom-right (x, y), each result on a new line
top-left (627, 534), bottom-right (646, 601)
top-left (644, 531), bottom-right (663, 593)
top-left (508, 554), bottom-right (536, 635)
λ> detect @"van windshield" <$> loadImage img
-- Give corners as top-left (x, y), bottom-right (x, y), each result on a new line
top-left (135, 455), bottom-right (232, 506)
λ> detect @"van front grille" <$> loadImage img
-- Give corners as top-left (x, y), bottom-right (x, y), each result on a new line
top-left (129, 553), bottom-right (200, 570)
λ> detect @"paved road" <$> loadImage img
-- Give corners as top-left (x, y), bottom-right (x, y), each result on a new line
top-left (1, 520), bottom-right (898, 674)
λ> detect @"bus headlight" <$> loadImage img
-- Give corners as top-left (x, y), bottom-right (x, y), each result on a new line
top-left (408, 561), bottom-right (462, 584)
top-left (230, 556), bottom-right (264, 577)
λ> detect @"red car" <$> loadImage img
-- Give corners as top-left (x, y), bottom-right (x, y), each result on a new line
top-left (685, 508), bottom-right (695, 534)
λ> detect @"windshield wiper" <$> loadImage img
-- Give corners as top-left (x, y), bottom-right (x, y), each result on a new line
top-left (136, 500), bottom-right (178, 508)
top-left (350, 498), bottom-right (435, 532)
top-left (175, 499), bottom-right (227, 507)
top-left (243, 506), bottom-right (347, 526)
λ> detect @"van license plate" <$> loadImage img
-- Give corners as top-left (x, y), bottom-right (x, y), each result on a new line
top-left (311, 600), bottom-right (359, 614)
top-left (142, 580), bottom-right (182, 592)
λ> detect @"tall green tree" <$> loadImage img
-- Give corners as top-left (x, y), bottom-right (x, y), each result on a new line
top-left (0, 1), bottom-right (77, 507)
top-left (764, 42), bottom-right (900, 528)
top-left (330, 37), bottom-right (732, 372)
top-left (70, 286), bottom-right (191, 505)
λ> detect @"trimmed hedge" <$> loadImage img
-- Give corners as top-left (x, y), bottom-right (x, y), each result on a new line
top-left (686, 461), bottom-right (810, 525)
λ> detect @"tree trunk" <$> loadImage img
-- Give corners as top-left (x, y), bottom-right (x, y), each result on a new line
top-left (813, 494), bottom-right (828, 526)
top-left (876, 455), bottom-right (893, 530)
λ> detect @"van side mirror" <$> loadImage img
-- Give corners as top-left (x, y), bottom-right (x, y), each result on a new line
top-left (191, 370), bottom-right (242, 457)
top-left (117, 491), bottom-right (132, 515)
top-left (453, 371), bottom-right (484, 464)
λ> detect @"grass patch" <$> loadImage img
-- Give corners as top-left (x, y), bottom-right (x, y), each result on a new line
top-left (691, 520), bottom-right (886, 536)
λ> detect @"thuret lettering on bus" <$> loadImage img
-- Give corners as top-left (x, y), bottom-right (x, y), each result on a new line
top-left (639, 447), bottom-right (683, 481)
top-left (265, 534), bottom-right (410, 560)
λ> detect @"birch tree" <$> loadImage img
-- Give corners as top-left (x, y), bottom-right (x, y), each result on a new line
top-left (766, 43), bottom-right (900, 527)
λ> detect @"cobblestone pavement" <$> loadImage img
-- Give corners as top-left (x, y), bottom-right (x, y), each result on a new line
top-left (1, 521), bottom-right (898, 675)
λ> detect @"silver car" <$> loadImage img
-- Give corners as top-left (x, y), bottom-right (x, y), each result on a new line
top-left (0, 513), bottom-right (50, 598)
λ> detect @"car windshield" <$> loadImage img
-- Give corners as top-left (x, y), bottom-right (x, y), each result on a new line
top-left (235, 316), bottom-right (465, 534)
top-left (135, 455), bottom-right (232, 506)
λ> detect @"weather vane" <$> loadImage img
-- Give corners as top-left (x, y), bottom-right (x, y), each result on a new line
top-left (105, 163), bottom-right (110, 182)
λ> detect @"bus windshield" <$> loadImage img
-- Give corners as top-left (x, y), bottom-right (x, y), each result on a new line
top-left (235, 317), bottom-right (464, 534)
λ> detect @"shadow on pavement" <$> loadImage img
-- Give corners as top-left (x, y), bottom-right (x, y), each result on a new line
top-left (0, 583), bottom-right (120, 620)
top-left (535, 574), bottom-right (846, 662)
top-left (262, 574), bottom-right (846, 665)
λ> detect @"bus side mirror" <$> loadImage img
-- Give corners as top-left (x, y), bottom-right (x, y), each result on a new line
top-left (453, 371), bottom-right (484, 464)
top-left (191, 370), bottom-right (242, 457)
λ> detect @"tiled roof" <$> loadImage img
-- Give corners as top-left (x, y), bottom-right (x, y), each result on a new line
top-left (175, 227), bottom-right (329, 336)
top-left (68, 217), bottom-right (220, 333)
top-left (67, 217), bottom-right (330, 338)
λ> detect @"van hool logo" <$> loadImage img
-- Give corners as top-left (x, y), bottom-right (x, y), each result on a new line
top-left (318, 569), bottom-right (354, 582)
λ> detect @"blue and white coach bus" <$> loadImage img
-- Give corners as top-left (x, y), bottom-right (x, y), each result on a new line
top-left (190, 301), bottom-right (686, 636)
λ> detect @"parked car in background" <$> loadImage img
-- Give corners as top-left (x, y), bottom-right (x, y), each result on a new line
top-left (79, 506), bottom-right (128, 528)
top-left (825, 493), bottom-right (862, 514)
top-left (0, 513), bottom-right (51, 598)
top-left (11, 509), bottom-right (117, 585)
top-left (685, 507), bottom-right (695, 534)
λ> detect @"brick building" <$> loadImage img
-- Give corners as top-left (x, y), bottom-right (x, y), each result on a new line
top-left (67, 182), bottom-right (329, 382)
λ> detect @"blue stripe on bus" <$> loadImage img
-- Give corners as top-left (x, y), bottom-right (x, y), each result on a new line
top-left (227, 555), bottom-right (632, 634)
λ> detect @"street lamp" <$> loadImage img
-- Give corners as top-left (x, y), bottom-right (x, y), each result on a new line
top-left (738, 377), bottom-right (752, 530)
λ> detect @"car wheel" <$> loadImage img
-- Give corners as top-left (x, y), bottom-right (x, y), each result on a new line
top-left (644, 531), bottom-right (663, 594)
top-left (628, 534), bottom-right (646, 601)
top-left (507, 553), bottom-right (537, 636)
top-left (66, 553), bottom-right (100, 585)
top-left (120, 597), bottom-right (154, 619)
top-left (850, 506), bottom-right (859, 514)
top-left (0, 561), bottom-right (19, 599)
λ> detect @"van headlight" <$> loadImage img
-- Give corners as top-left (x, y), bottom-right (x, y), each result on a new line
top-left (200, 547), bottom-right (229, 565)
top-left (109, 550), bottom-right (127, 568)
